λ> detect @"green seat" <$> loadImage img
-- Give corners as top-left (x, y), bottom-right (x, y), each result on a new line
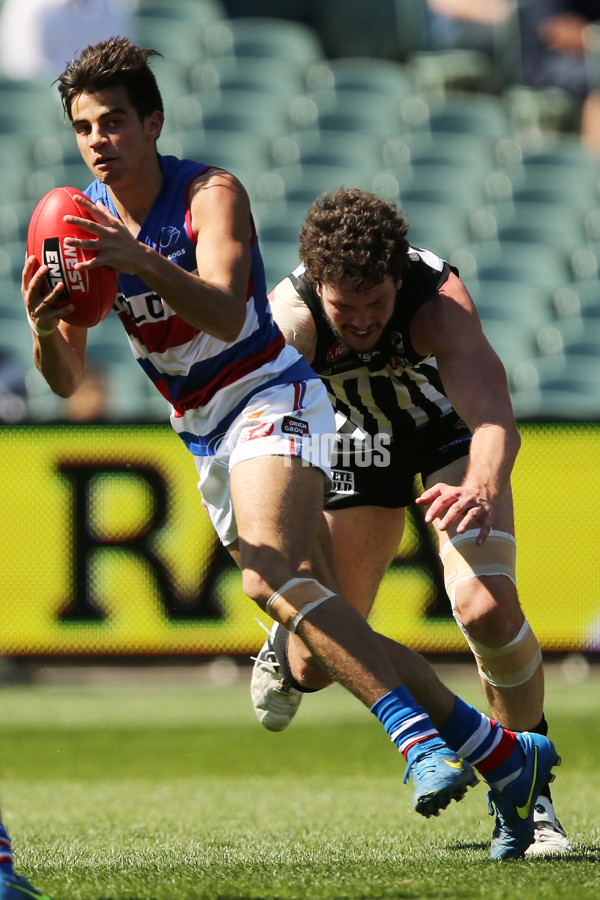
top-left (253, 163), bottom-right (374, 208)
top-left (260, 240), bottom-right (301, 293)
top-left (270, 130), bottom-right (385, 171)
top-left (287, 90), bottom-right (404, 140)
top-left (0, 200), bottom-right (32, 242)
top-left (417, 93), bottom-right (512, 140)
top-left (493, 203), bottom-right (586, 253)
top-left (473, 280), bottom-right (555, 331)
top-left (553, 280), bottom-right (600, 324)
top-left (395, 165), bottom-right (488, 213)
top-left (451, 240), bottom-right (571, 293)
top-left (506, 169), bottom-right (596, 212)
top-left (189, 55), bottom-right (306, 102)
top-left (384, 131), bottom-right (497, 176)
top-left (481, 321), bottom-right (539, 371)
top-left (253, 200), bottom-right (310, 246)
top-left (202, 17), bottom-right (324, 66)
top-left (314, 0), bottom-right (412, 60)
top-left (136, 18), bottom-right (206, 63)
top-left (305, 57), bottom-right (415, 104)
top-left (0, 79), bottom-right (63, 135)
top-left (137, 0), bottom-right (226, 22)
top-left (163, 129), bottom-right (273, 188)
top-left (171, 90), bottom-right (292, 139)
top-left (570, 244), bottom-right (600, 282)
top-left (402, 202), bottom-right (471, 260)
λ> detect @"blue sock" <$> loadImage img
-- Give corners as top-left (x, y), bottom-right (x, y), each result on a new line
top-left (370, 686), bottom-right (443, 761)
top-left (0, 823), bottom-right (13, 874)
top-left (438, 696), bottom-right (524, 788)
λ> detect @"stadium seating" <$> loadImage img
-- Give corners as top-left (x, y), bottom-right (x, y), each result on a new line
top-left (304, 56), bottom-right (416, 104)
top-left (259, 240), bottom-right (301, 294)
top-left (188, 55), bottom-right (306, 102)
top-left (450, 240), bottom-right (572, 294)
top-left (402, 201), bottom-right (472, 260)
top-left (202, 17), bottom-right (325, 66)
top-left (269, 130), bottom-right (385, 172)
top-left (2, 2), bottom-right (597, 423)
top-left (478, 202), bottom-right (587, 255)
top-left (288, 89), bottom-right (407, 140)
top-left (414, 92), bottom-right (513, 141)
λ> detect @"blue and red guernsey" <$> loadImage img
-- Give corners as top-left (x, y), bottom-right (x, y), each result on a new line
top-left (85, 155), bottom-right (314, 455)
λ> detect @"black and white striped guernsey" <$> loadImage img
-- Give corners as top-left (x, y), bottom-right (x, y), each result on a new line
top-left (289, 247), bottom-right (459, 442)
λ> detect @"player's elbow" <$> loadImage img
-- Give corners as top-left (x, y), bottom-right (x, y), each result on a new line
top-left (218, 303), bottom-right (246, 343)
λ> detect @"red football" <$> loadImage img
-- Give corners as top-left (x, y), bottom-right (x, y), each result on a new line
top-left (27, 186), bottom-right (118, 327)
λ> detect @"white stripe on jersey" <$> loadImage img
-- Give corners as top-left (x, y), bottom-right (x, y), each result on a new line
top-left (326, 363), bottom-right (454, 437)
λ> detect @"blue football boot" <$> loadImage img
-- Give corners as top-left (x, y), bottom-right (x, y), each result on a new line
top-left (404, 739), bottom-right (479, 817)
top-left (487, 732), bottom-right (561, 860)
top-left (0, 872), bottom-right (54, 899)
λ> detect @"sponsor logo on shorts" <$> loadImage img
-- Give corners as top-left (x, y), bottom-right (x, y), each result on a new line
top-left (331, 470), bottom-right (355, 493)
top-left (246, 408), bottom-right (265, 419)
top-left (282, 416), bottom-right (310, 437)
top-left (241, 422), bottom-right (275, 442)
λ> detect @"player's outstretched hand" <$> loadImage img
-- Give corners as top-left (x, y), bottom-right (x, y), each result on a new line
top-left (416, 482), bottom-right (493, 544)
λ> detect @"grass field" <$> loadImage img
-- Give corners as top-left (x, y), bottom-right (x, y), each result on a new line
top-left (0, 661), bottom-right (598, 900)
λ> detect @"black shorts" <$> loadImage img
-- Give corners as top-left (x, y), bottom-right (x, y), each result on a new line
top-left (324, 413), bottom-right (472, 510)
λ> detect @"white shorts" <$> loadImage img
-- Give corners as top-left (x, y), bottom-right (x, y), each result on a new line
top-left (195, 378), bottom-right (335, 545)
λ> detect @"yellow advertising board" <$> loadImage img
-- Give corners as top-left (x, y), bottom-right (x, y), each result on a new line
top-left (0, 423), bottom-right (598, 656)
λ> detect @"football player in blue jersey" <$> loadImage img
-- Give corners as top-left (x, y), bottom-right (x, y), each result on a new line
top-left (21, 39), bottom-right (561, 863)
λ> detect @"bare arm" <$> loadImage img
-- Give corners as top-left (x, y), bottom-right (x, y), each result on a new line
top-left (268, 276), bottom-right (317, 363)
top-left (25, 169), bottom-right (254, 398)
top-left (64, 169), bottom-right (250, 342)
top-left (21, 255), bottom-right (88, 397)
top-left (412, 271), bottom-right (521, 542)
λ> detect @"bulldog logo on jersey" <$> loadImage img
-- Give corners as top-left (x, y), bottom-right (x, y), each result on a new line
top-left (159, 225), bottom-right (181, 250)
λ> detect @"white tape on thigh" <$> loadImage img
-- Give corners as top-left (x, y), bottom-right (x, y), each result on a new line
top-left (456, 618), bottom-right (543, 688)
top-left (440, 528), bottom-right (516, 606)
top-left (266, 577), bottom-right (336, 633)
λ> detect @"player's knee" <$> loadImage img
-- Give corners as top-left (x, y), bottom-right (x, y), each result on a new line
top-left (440, 528), bottom-right (541, 687)
top-left (265, 577), bottom-right (337, 633)
top-left (453, 584), bottom-right (521, 642)
top-left (240, 569), bottom-right (273, 609)
top-left (441, 528), bottom-right (517, 609)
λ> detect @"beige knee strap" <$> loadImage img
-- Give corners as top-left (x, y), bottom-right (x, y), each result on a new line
top-left (441, 528), bottom-right (516, 607)
top-left (440, 528), bottom-right (540, 687)
top-left (457, 618), bottom-right (543, 688)
top-left (266, 577), bottom-right (335, 633)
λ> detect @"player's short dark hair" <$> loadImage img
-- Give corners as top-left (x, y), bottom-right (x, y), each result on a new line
top-left (57, 36), bottom-right (163, 122)
top-left (299, 188), bottom-right (411, 291)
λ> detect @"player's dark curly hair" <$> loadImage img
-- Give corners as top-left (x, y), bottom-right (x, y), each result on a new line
top-left (299, 188), bottom-right (411, 291)
top-left (57, 36), bottom-right (163, 122)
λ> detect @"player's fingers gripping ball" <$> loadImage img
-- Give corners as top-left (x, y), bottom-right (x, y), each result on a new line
top-left (27, 186), bottom-right (118, 327)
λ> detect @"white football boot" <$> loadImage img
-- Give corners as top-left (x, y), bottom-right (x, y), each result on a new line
top-left (525, 796), bottom-right (573, 855)
top-left (250, 623), bottom-right (303, 731)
